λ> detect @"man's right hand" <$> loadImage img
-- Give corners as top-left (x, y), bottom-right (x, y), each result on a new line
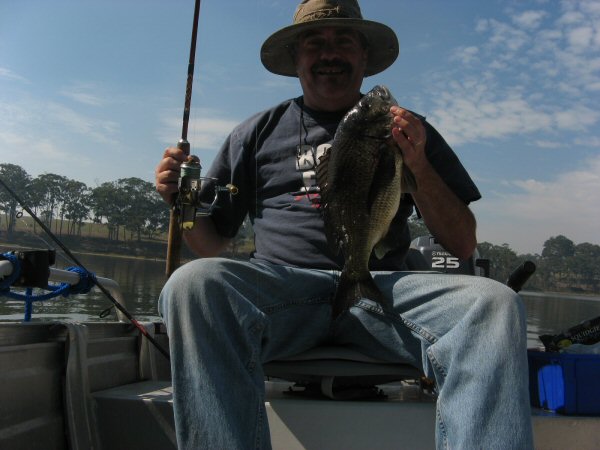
top-left (155, 146), bottom-right (229, 257)
top-left (155, 146), bottom-right (195, 204)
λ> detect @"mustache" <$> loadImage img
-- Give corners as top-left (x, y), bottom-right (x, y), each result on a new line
top-left (311, 60), bottom-right (353, 73)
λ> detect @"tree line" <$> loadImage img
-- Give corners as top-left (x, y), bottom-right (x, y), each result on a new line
top-left (477, 235), bottom-right (600, 294)
top-left (406, 218), bottom-right (600, 294)
top-left (0, 163), bottom-right (168, 242)
top-left (1, 163), bottom-right (598, 294)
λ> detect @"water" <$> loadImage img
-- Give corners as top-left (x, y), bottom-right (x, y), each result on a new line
top-left (522, 291), bottom-right (600, 348)
top-left (0, 250), bottom-right (166, 323)
top-left (1, 250), bottom-right (599, 348)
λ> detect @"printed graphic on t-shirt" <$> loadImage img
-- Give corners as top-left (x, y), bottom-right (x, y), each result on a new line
top-left (292, 143), bottom-right (330, 206)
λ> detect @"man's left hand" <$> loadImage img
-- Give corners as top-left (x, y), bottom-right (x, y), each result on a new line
top-left (390, 106), bottom-right (428, 174)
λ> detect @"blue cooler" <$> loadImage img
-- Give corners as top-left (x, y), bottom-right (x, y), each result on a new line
top-left (528, 349), bottom-right (600, 415)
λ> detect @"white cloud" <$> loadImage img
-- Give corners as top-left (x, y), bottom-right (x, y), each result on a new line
top-left (557, 10), bottom-right (585, 26)
top-left (0, 90), bottom-right (119, 145)
top-left (159, 108), bottom-right (239, 152)
top-left (60, 84), bottom-right (107, 107)
top-left (0, 67), bottom-right (28, 83)
top-left (430, 83), bottom-right (599, 146)
top-left (567, 26), bottom-right (595, 50)
top-left (554, 104), bottom-right (599, 130)
top-left (450, 46), bottom-right (479, 64)
top-left (0, 131), bottom-right (92, 178)
top-left (579, 0), bottom-right (600, 15)
top-left (535, 140), bottom-right (563, 149)
top-left (0, 91), bottom-right (119, 183)
top-left (427, 0), bottom-right (600, 147)
top-left (71, 92), bottom-right (103, 106)
top-left (429, 84), bottom-right (543, 145)
top-left (431, 0), bottom-right (600, 253)
top-left (574, 136), bottom-right (600, 147)
top-left (44, 102), bottom-right (119, 144)
top-left (474, 155), bottom-right (600, 253)
top-left (512, 10), bottom-right (547, 29)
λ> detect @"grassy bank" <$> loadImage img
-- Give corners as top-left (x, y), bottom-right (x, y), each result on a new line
top-left (0, 216), bottom-right (254, 261)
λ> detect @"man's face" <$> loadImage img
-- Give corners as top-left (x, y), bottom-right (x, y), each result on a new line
top-left (294, 27), bottom-right (368, 112)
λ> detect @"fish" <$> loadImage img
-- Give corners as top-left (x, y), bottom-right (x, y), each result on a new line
top-left (316, 85), bottom-right (417, 317)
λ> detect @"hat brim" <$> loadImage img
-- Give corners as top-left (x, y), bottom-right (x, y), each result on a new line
top-left (260, 18), bottom-right (399, 77)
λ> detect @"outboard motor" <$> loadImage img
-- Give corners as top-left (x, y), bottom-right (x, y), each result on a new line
top-left (408, 235), bottom-right (490, 277)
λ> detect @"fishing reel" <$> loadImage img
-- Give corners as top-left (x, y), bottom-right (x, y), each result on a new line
top-left (176, 155), bottom-right (238, 230)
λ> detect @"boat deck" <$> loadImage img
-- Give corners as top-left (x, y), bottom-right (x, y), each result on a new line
top-left (90, 379), bottom-right (600, 450)
top-left (1, 320), bottom-right (598, 450)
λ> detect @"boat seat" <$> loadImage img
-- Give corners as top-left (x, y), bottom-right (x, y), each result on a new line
top-left (263, 346), bottom-right (424, 400)
top-left (261, 248), bottom-right (434, 400)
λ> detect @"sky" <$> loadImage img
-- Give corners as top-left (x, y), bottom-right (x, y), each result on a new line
top-left (0, 0), bottom-right (599, 255)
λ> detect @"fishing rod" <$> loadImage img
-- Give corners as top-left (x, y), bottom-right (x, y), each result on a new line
top-left (166, 0), bottom-right (202, 277)
top-left (164, 0), bottom-right (238, 278)
top-left (0, 175), bottom-right (171, 360)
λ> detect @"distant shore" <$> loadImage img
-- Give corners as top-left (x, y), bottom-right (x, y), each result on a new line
top-left (0, 234), bottom-right (169, 260)
top-left (521, 290), bottom-right (600, 302)
top-left (0, 232), bottom-right (248, 262)
top-left (2, 233), bottom-right (597, 299)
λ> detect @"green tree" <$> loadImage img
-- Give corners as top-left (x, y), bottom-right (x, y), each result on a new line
top-left (144, 193), bottom-right (170, 239)
top-left (540, 235), bottom-right (576, 291)
top-left (565, 242), bottom-right (600, 292)
top-left (477, 242), bottom-right (520, 283)
top-left (0, 164), bottom-right (31, 236)
top-left (25, 177), bottom-right (43, 234)
top-left (542, 235), bottom-right (575, 258)
top-left (62, 180), bottom-right (91, 236)
top-left (116, 177), bottom-right (156, 242)
top-left (34, 173), bottom-right (69, 233)
top-left (91, 181), bottom-right (127, 241)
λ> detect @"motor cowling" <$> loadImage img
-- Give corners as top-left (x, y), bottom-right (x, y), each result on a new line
top-left (408, 235), bottom-right (489, 277)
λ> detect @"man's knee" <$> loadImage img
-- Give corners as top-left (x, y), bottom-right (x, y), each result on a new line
top-left (468, 277), bottom-right (527, 340)
top-left (159, 258), bottom-right (232, 318)
top-left (478, 277), bottom-right (524, 315)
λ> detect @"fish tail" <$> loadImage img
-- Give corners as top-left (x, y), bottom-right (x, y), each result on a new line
top-left (332, 271), bottom-right (388, 318)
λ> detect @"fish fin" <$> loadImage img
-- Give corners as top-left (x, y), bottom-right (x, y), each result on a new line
top-left (321, 204), bottom-right (344, 255)
top-left (315, 147), bottom-right (343, 255)
top-left (325, 227), bottom-right (344, 256)
top-left (373, 213), bottom-right (407, 259)
top-left (373, 216), bottom-right (403, 259)
top-left (332, 271), bottom-right (389, 318)
top-left (315, 147), bottom-right (331, 206)
top-left (401, 166), bottom-right (417, 193)
top-left (373, 240), bottom-right (392, 259)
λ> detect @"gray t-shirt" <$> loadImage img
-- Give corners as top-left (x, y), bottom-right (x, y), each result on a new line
top-left (200, 96), bottom-right (481, 270)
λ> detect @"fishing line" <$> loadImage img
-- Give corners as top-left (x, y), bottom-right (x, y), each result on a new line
top-left (0, 175), bottom-right (171, 360)
top-left (13, 209), bottom-right (51, 245)
top-left (12, 210), bottom-right (70, 264)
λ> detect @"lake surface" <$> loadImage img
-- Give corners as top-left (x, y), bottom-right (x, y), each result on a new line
top-left (1, 250), bottom-right (599, 348)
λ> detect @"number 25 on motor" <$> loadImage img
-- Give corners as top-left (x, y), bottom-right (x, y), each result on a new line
top-left (431, 256), bottom-right (460, 269)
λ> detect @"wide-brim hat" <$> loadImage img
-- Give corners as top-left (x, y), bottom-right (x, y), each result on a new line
top-left (261, 0), bottom-right (399, 77)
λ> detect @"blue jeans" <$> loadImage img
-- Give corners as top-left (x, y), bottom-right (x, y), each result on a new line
top-left (159, 258), bottom-right (533, 449)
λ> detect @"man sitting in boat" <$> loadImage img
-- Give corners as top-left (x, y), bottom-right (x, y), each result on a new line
top-left (154, 0), bottom-right (533, 448)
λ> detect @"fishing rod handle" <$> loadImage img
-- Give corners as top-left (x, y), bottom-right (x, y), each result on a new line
top-left (165, 139), bottom-right (193, 277)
